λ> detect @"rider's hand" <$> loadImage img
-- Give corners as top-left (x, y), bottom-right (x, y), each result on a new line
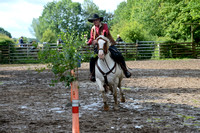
top-left (92, 40), bottom-right (98, 46)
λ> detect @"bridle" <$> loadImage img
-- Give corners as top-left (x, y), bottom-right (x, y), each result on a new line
top-left (97, 37), bottom-right (108, 55)
top-left (96, 37), bottom-right (116, 85)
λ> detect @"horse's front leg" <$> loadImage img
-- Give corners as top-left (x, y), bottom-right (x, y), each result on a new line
top-left (97, 79), bottom-right (109, 111)
top-left (101, 90), bottom-right (109, 111)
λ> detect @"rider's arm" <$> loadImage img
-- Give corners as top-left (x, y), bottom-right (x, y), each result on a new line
top-left (102, 23), bottom-right (109, 37)
top-left (87, 27), bottom-right (95, 45)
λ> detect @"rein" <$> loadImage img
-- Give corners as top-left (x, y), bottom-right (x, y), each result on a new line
top-left (96, 61), bottom-right (116, 85)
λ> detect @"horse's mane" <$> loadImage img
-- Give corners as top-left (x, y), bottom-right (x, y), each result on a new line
top-left (97, 35), bottom-right (111, 46)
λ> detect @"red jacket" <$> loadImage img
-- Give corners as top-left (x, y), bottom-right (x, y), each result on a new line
top-left (87, 23), bottom-right (116, 45)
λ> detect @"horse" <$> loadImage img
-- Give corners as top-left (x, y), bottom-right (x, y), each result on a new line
top-left (95, 35), bottom-right (125, 111)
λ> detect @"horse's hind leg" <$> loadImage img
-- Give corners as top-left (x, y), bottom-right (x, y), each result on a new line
top-left (112, 85), bottom-right (119, 110)
top-left (118, 80), bottom-right (125, 103)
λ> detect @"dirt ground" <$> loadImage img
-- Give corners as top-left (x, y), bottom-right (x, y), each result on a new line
top-left (0, 59), bottom-right (200, 133)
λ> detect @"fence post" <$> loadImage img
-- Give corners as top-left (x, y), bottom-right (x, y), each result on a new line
top-left (192, 42), bottom-right (196, 58)
top-left (8, 44), bottom-right (10, 64)
top-left (125, 43), bottom-right (127, 58)
top-left (136, 40), bottom-right (138, 59)
top-left (27, 44), bottom-right (28, 58)
top-left (158, 43), bottom-right (160, 59)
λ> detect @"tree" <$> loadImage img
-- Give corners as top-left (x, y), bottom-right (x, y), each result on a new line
top-left (31, 18), bottom-right (44, 41)
top-left (111, 20), bottom-right (150, 42)
top-left (31, 0), bottom-right (83, 42)
top-left (38, 28), bottom-right (88, 86)
top-left (112, 0), bottom-right (200, 42)
top-left (31, 0), bottom-right (114, 41)
top-left (81, 0), bottom-right (114, 35)
top-left (164, 1), bottom-right (200, 41)
top-left (111, 0), bottom-right (151, 42)
top-left (0, 27), bottom-right (12, 38)
top-left (41, 29), bottom-right (57, 43)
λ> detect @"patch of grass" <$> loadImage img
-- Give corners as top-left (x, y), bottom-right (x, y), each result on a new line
top-left (146, 118), bottom-right (152, 123)
top-left (153, 117), bottom-right (163, 122)
top-left (121, 87), bottom-right (131, 90)
top-left (193, 99), bottom-right (200, 104)
top-left (165, 124), bottom-right (171, 127)
top-left (178, 114), bottom-right (195, 121)
top-left (193, 124), bottom-right (200, 126)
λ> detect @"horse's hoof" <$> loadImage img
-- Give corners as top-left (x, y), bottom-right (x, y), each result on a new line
top-left (104, 105), bottom-right (109, 111)
top-left (121, 98), bottom-right (125, 103)
top-left (114, 106), bottom-right (119, 111)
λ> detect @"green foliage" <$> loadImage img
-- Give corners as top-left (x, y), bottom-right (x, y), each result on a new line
top-left (31, 0), bottom-right (114, 42)
top-left (41, 29), bottom-right (57, 43)
top-left (0, 34), bottom-right (15, 63)
top-left (31, 0), bottom-right (83, 42)
top-left (0, 34), bottom-right (14, 45)
top-left (111, 20), bottom-right (150, 42)
top-left (111, 0), bottom-right (200, 42)
top-left (31, 18), bottom-right (43, 41)
top-left (156, 36), bottom-right (176, 43)
top-left (178, 114), bottom-right (195, 121)
top-left (38, 29), bottom-right (89, 86)
top-left (31, 41), bottom-right (38, 48)
top-left (0, 27), bottom-right (12, 38)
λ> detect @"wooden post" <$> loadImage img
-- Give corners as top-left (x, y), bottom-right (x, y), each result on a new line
top-left (8, 44), bottom-right (10, 64)
top-left (158, 43), bottom-right (160, 59)
top-left (184, 23), bottom-right (200, 58)
top-left (136, 40), bottom-right (138, 59)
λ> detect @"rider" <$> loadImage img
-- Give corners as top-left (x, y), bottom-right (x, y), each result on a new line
top-left (87, 14), bottom-right (131, 82)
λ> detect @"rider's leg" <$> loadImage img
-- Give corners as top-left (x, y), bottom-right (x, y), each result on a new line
top-left (90, 56), bottom-right (98, 82)
top-left (109, 45), bottom-right (131, 78)
top-left (90, 47), bottom-right (98, 82)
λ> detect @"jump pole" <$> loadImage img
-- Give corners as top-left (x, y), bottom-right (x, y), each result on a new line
top-left (71, 70), bottom-right (80, 133)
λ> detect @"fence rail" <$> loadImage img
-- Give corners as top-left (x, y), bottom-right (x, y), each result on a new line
top-left (0, 41), bottom-right (200, 63)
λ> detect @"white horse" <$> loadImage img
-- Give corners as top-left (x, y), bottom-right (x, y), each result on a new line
top-left (95, 35), bottom-right (125, 111)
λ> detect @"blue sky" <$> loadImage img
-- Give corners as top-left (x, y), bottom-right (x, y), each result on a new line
top-left (0, 0), bottom-right (126, 39)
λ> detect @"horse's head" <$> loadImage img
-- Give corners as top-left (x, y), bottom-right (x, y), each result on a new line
top-left (96, 35), bottom-right (111, 59)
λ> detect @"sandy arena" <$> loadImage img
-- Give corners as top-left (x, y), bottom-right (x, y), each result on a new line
top-left (0, 59), bottom-right (200, 132)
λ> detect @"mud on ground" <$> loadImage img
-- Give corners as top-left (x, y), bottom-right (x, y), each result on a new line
top-left (0, 59), bottom-right (200, 133)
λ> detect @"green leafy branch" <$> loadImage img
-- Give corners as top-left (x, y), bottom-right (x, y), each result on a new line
top-left (38, 28), bottom-right (91, 86)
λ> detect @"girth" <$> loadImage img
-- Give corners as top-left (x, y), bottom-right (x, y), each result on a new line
top-left (96, 61), bottom-right (116, 85)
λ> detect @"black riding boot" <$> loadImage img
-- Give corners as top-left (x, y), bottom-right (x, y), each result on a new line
top-left (109, 45), bottom-right (131, 78)
top-left (120, 59), bottom-right (132, 78)
top-left (90, 56), bottom-right (98, 82)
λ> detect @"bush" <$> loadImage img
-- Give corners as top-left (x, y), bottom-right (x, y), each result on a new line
top-left (0, 34), bottom-right (15, 63)
top-left (111, 20), bottom-right (151, 42)
top-left (0, 34), bottom-right (14, 46)
top-left (41, 29), bottom-right (57, 43)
